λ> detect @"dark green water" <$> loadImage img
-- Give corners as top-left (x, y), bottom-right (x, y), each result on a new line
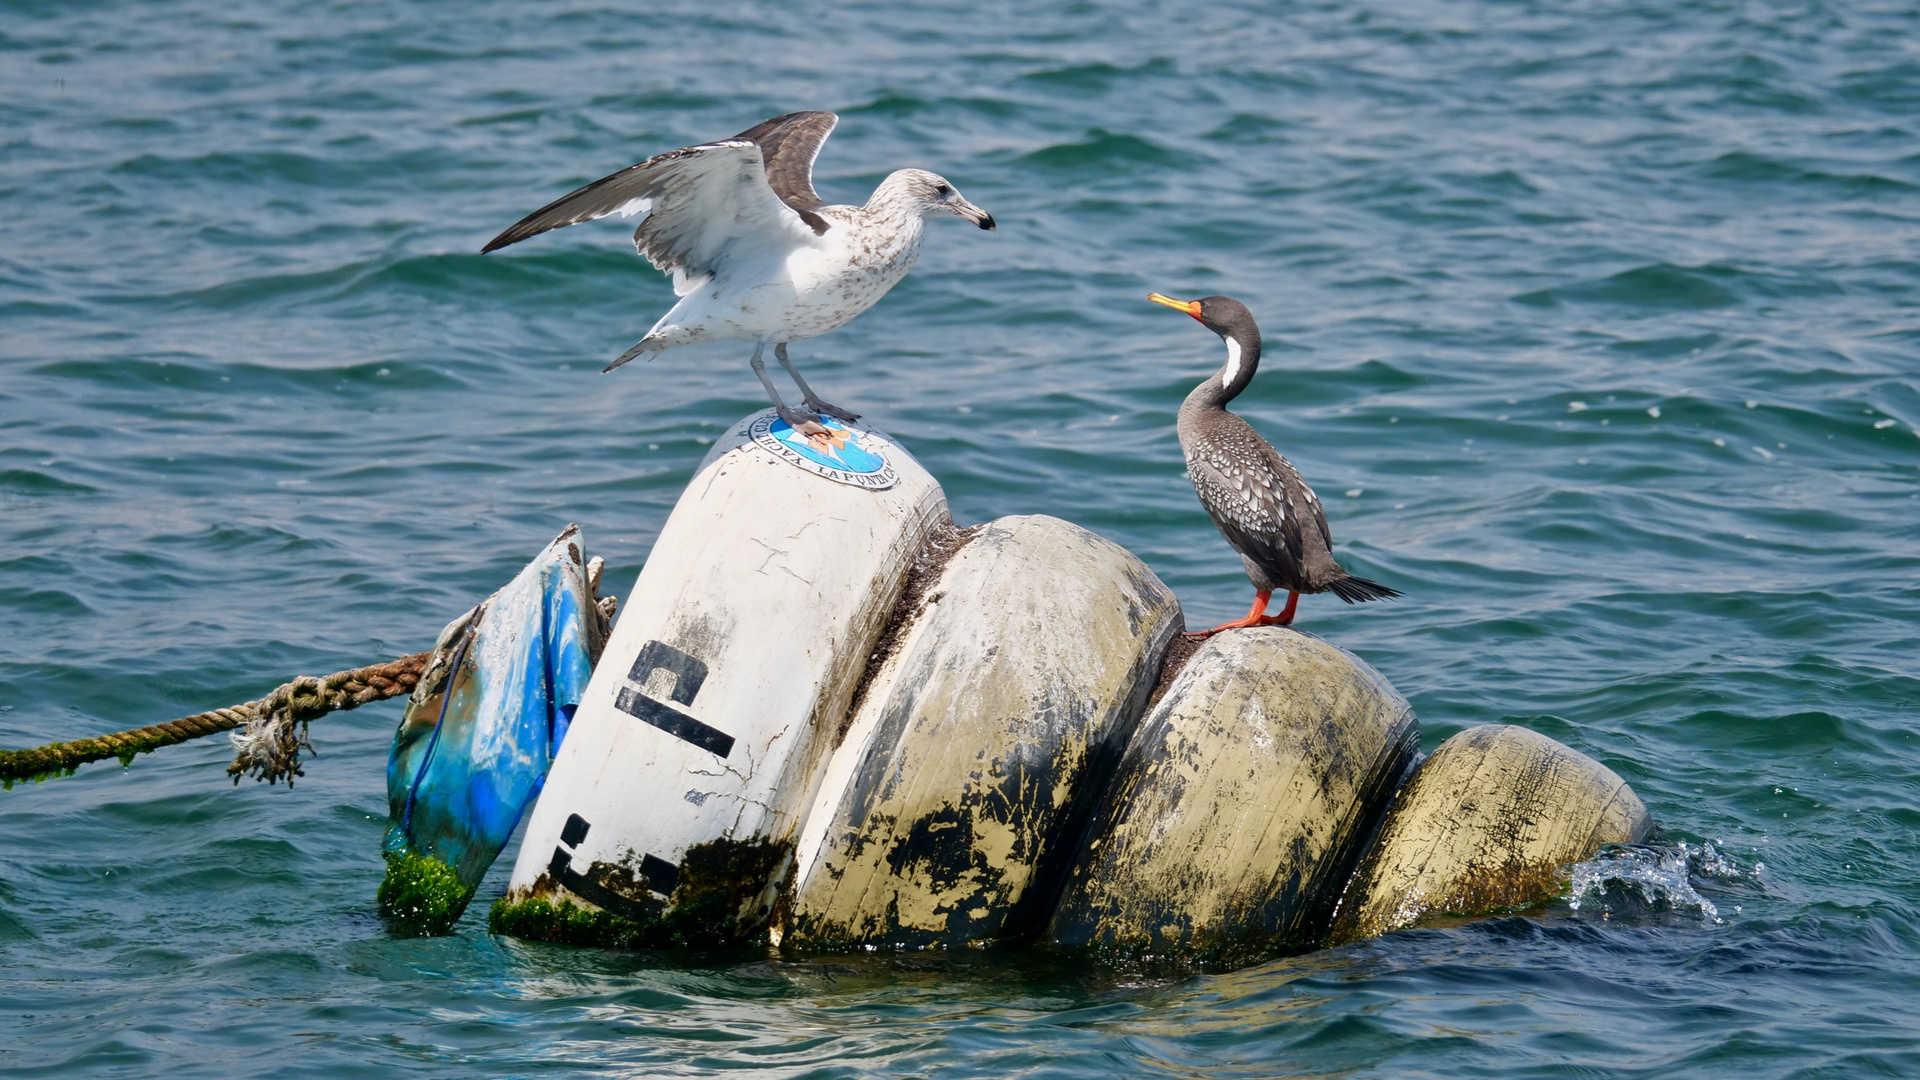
top-left (4, 0), bottom-right (1919, 1075)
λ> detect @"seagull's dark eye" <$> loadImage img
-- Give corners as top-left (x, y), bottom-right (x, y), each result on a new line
top-left (935, 184), bottom-right (951, 196)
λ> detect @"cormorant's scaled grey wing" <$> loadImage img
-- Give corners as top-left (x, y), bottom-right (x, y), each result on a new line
top-left (1188, 450), bottom-right (1309, 584)
top-left (480, 138), bottom-right (818, 262)
top-left (730, 111), bottom-right (838, 233)
top-left (1265, 443), bottom-right (1334, 556)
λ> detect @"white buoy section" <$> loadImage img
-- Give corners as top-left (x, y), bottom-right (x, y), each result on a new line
top-left (1048, 628), bottom-right (1418, 962)
top-left (1326, 724), bottom-right (1650, 944)
top-left (781, 515), bottom-right (1184, 949)
top-left (498, 411), bottom-right (946, 943)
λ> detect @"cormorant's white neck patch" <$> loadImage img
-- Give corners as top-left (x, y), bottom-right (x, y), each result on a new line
top-left (1222, 336), bottom-right (1243, 387)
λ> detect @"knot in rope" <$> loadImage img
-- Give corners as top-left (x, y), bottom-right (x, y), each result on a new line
top-left (225, 654), bottom-right (431, 787)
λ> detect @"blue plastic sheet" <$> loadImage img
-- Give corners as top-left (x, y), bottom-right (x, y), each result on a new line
top-left (383, 526), bottom-right (598, 891)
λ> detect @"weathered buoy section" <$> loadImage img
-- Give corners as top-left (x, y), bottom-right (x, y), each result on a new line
top-left (494, 412), bottom-right (946, 946)
top-left (781, 515), bottom-right (1182, 949)
top-left (379, 526), bottom-right (601, 936)
top-left (0, 406), bottom-right (1664, 959)
top-left (1326, 724), bottom-right (1651, 945)
top-left (1047, 628), bottom-right (1418, 962)
top-left (463, 408), bottom-right (1656, 960)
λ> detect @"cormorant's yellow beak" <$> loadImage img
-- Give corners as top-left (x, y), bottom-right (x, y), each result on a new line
top-left (1147, 293), bottom-right (1205, 322)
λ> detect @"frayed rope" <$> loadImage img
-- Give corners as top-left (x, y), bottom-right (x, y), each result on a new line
top-left (2, 555), bottom-right (617, 790)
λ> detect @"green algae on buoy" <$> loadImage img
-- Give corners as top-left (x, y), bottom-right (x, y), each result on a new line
top-left (378, 849), bottom-right (471, 937)
top-left (780, 515), bottom-right (1183, 949)
top-left (488, 834), bottom-right (792, 949)
top-left (1047, 628), bottom-right (1418, 965)
top-left (1325, 724), bottom-right (1652, 944)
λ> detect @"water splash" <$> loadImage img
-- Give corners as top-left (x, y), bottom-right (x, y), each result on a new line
top-left (1565, 841), bottom-right (1762, 925)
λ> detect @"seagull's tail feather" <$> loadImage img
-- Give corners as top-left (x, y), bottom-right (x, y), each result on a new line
top-left (604, 340), bottom-right (660, 372)
top-left (1326, 573), bottom-right (1402, 604)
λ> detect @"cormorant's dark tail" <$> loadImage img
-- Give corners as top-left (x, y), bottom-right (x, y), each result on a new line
top-left (1327, 573), bottom-right (1402, 604)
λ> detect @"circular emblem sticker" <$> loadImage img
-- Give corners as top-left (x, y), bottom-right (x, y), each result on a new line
top-left (747, 413), bottom-right (899, 491)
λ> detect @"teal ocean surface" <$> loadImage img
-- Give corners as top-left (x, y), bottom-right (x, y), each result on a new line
top-left (4, 0), bottom-right (1919, 1075)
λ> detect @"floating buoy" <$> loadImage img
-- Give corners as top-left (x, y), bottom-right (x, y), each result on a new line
top-left (1325, 724), bottom-right (1651, 944)
top-left (494, 412), bottom-right (947, 946)
top-left (3, 406), bottom-right (1672, 964)
top-left (378, 526), bottom-right (602, 935)
top-left (782, 515), bottom-right (1183, 949)
top-left (1047, 628), bottom-right (1418, 963)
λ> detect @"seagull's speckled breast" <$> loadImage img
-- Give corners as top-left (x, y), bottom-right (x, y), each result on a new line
top-left (640, 193), bottom-right (929, 350)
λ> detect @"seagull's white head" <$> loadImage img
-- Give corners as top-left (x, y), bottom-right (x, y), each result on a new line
top-left (881, 168), bottom-right (996, 230)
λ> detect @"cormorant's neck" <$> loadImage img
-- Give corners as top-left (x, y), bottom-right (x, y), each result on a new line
top-left (1185, 325), bottom-right (1261, 410)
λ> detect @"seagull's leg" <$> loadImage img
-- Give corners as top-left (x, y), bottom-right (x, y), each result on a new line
top-left (776, 343), bottom-right (860, 423)
top-left (749, 340), bottom-right (831, 439)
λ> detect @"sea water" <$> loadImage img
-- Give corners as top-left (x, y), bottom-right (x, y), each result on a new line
top-left (2, 0), bottom-right (1917, 1075)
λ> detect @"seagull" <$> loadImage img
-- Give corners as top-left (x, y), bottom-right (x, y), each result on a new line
top-left (482, 111), bottom-right (995, 438)
top-left (1148, 293), bottom-right (1401, 635)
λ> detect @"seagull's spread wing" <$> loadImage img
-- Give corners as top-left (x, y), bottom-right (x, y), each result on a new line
top-left (482, 111), bottom-right (841, 260)
top-left (481, 137), bottom-right (825, 289)
top-left (729, 111), bottom-right (838, 232)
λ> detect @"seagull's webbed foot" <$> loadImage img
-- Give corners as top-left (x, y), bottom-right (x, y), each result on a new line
top-left (802, 396), bottom-right (860, 424)
top-left (775, 404), bottom-right (832, 441)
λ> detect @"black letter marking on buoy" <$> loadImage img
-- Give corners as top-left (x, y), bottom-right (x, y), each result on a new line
top-left (614, 686), bottom-right (735, 759)
top-left (629, 640), bottom-right (707, 706)
top-left (547, 844), bottom-right (577, 882)
top-left (617, 640), bottom-right (731, 757)
top-left (640, 854), bottom-right (680, 896)
top-left (545, 814), bottom-right (669, 922)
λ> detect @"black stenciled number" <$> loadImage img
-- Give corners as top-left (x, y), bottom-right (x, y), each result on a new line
top-left (614, 639), bottom-right (733, 758)
top-left (546, 814), bottom-right (683, 917)
top-left (629, 640), bottom-right (707, 705)
top-left (542, 640), bottom-right (726, 914)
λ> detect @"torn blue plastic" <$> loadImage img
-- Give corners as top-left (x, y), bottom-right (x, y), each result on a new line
top-left (381, 525), bottom-right (600, 922)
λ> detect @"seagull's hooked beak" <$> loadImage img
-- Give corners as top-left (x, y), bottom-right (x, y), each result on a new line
top-left (951, 197), bottom-right (996, 231)
top-left (1148, 293), bottom-right (1205, 323)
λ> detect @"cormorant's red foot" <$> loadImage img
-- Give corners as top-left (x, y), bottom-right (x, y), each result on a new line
top-left (1184, 591), bottom-right (1301, 638)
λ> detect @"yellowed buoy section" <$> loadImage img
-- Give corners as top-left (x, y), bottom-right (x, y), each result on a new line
top-left (500, 411), bottom-right (947, 942)
top-left (1047, 628), bottom-right (1418, 961)
top-left (1326, 724), bottom-right (1651, 944)
top-left (781, 515), bottom-right (1183, 949)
